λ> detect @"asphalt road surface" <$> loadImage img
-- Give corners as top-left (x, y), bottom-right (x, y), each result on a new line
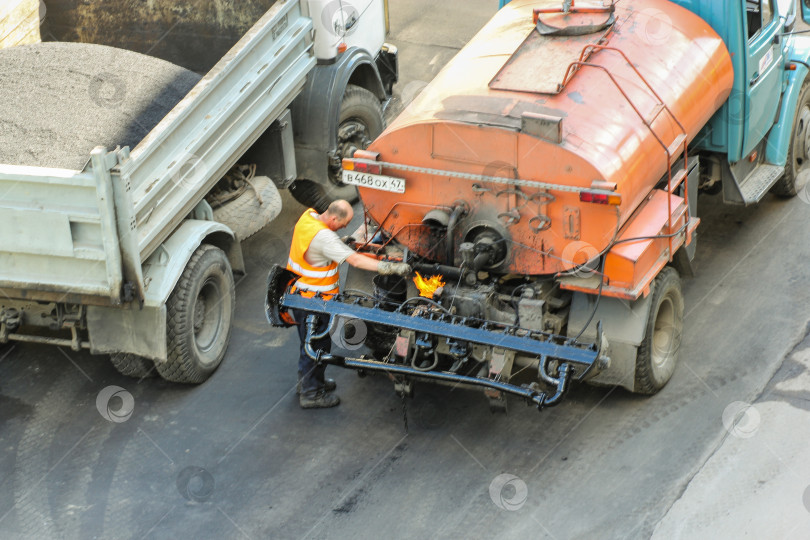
top-left (3, 2), bottom-right (810, 539)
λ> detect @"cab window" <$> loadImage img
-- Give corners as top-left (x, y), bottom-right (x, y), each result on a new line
top-left (747, 0), bottom-right (775, 39)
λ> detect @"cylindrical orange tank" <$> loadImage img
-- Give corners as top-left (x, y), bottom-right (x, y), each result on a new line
top-left (360, 0), bottom-right (733, 275)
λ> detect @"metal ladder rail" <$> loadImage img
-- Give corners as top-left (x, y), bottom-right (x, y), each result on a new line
top-left (561, 46), bottom-right (690, 261)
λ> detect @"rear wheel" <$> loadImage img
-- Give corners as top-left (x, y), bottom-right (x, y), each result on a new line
top-left (634, 267), bottom-right (683, 394)
top-left (326, 84), bottom-right (385, 202)
top-left (772, 80), bottom-right (810, 197)
top-left (110, 353), bottom-right (156, 379)
top-left (156, 244), bottom-right (235, 384)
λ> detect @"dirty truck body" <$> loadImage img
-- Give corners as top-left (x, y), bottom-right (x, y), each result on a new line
top-left (0, 0), bottom-right (395, 383)
top-left (269, 0), bottom-right (810, 410)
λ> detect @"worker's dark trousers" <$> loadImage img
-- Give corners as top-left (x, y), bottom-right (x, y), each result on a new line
top-left (292, 309), bottom-right (330, 393)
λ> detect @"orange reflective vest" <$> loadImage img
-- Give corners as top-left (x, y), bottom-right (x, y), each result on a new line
top-left (287, 208), bottom-right (340, 298)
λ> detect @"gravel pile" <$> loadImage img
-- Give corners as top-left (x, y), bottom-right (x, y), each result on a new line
top-left (0, 42), bottom-right (201, 170)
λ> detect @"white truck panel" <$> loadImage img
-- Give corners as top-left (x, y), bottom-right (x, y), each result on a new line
top-left (308, 0), bottom-right (386, 60)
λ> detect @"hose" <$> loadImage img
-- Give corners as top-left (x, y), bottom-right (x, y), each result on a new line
top-left (445, 205), bottom-right (466, 265)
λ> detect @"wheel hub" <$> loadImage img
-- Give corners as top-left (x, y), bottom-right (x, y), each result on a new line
top-left (796, 106), bottom-right (810, 168)
top-left (194, 278), bottom-right (223, 353)
top-left (330, 120), bottom-right (371, 185)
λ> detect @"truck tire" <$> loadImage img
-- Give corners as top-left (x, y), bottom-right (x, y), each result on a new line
top-left (288, 179), bottom-right (332, 213)
top-left (327, 84), bottom-right (385, 202)
top-left (212, 175), bottom-right (282, 240)
top-left (772, 79), bottom-right (810, 197)
top-left (109, 353), bottom-right (156, 379)
top-left (634, 267), bottom-right (683, 394)
top-left (156, 244), bottom-right (235, 384)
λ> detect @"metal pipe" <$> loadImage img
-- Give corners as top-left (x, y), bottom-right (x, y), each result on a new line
top-left (4, 333), bottom-right (91, 350)
top-left (340, 356), bottom-right (550, 408)
top-left (542, 363), bottom-right (572, 407)
top-left (445, 205), bottom-right (465, 265)
top-left (413, 262), bottom-right (463, 281)
top-left (303, 315), bottom-right (336, 363)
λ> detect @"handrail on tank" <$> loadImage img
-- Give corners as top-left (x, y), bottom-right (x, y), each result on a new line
top-left (559, 53), bottom-right (690, 262)
top-left (571, 44), bottom-right (690, 261)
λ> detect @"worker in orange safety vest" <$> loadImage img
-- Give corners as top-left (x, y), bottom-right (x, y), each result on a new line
top-left (287, 200), bottom-right (410, 408)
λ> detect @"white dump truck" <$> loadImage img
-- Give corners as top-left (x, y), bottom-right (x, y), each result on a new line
top-left (0, 0), bottom-right (396, 383)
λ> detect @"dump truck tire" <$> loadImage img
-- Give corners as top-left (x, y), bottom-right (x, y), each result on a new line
top-left (327, 84), bottom-right (385, 203)
top-left (288, 179), bottom-right (332, 213)
top-left (634, 267), bottom-right (683, 394)
top-left (156, 244), bottom-right (234, 384)
top-left (212, 175), bottom-right (282, 241)
top-left (772, 79), bottom-right (810, 197)
top-left (109, 353), bottom-right (157, 379)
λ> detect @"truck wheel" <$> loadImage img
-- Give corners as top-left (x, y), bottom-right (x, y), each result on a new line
top-left (109, 353), bottom-right (156, 379)
top-left (288, 179), bottom-right (332, 213)
top-left (772, 80), bottom-right (810, 197)
top-left (212, 176), bottom-right (282, 240)
top-left (634, 267), bottom-right (683, 394)
top-left (327, 84), bottom-right (385, 202)
top-left (156, 245), bottom-right (235, 384)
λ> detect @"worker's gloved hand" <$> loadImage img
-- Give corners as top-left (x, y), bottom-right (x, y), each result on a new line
top-left (378, 261), bottom-right (412, 276)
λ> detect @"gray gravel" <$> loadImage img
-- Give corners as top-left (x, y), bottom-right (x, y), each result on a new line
top-left (0, 42), bottom-right (201, 170)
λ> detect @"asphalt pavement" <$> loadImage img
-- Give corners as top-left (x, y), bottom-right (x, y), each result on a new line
top-left (3, 1), bottom-right (810, 539)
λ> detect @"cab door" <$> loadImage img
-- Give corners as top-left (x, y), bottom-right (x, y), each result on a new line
top-left (744, 0), bottom-right (783, 157)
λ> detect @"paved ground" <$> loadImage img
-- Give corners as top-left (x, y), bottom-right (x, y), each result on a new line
top-left (3, 2), bottom-right (810, 539)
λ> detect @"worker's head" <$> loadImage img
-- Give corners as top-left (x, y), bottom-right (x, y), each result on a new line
top-left (322, 200), bottom-right (354, 231)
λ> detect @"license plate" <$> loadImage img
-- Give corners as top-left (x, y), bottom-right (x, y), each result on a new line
top-left (342, 171), bottom-right (406, 193)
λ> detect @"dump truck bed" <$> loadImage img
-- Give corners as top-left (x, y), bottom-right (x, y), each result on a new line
top-left (0, 0), bottom-right (315, 305)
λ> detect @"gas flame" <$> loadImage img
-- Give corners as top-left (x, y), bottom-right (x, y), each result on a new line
top-left (413, 272), bottom-right (445, 298)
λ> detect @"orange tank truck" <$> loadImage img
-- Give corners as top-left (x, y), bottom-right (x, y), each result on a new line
top-left (269, 0), bottom-right (810, 410)
top-left (359, 0), bottom-right (732, 282)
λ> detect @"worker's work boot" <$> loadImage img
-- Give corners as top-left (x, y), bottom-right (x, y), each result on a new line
top-left (296, 378), bottom-right (337, 395)
top-left (299, 389), bottom-right (340, 409)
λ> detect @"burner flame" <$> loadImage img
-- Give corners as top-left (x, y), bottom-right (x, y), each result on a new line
top-left (413, 272), bottom-right (445, 298)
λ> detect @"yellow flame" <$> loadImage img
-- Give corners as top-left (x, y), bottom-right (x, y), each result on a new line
top-left (413, 272), bottom-right (445, 298)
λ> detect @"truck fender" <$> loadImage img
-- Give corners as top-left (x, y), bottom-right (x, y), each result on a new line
top-left (765, 38), bottom-right (810, 166)
top-left (290, 47), bottom-right (386, 184)
top-left (566, 291), bottom-right (653, 392)
top-left (86, 220), bottom-right (243, 362)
